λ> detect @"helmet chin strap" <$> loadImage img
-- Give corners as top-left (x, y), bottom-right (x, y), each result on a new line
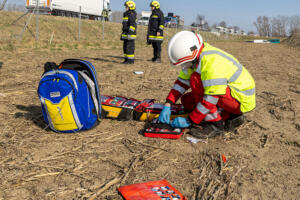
top-left (192, 43), bottom-right (204, 69)
top-left (191, 33), bottom-right (204, 69)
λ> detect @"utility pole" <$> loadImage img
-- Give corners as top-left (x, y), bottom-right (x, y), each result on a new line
top-left (0, 0), bottom-right (7, 11)
top-left (102, 0), bottom-right (104, 40)
top-left (36, 0), bottom-right (40, 40)
top-left (78, 6), bottom-right (81, 41)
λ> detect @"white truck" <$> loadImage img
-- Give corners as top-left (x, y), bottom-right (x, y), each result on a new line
top-left (26, 0), bottom-right (111, 20)
top-left (137, 11), bottom-right (151, 26)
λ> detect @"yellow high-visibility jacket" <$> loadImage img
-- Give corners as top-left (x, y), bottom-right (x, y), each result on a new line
top-left (178, 43), bottom-right (256, 113)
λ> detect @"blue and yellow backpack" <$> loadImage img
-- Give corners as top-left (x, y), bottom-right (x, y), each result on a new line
top-left (37, 59), bottom-right (102, 133)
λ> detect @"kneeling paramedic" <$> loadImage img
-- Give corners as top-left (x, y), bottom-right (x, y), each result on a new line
top-left (158, 31), bottom-right (256, 138)
top-left (121, 1), bottom-right (137, 64)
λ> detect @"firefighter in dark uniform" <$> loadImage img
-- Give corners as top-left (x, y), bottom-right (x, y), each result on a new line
top-left (147, 1), bottom-right (164, 63)
top-left (121, 1), bottom-right (137, 64)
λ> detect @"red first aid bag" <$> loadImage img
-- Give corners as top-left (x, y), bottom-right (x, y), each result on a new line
top-left (142, 119), bottom-right (185, 139)
top-left (118, 180), bottom-right (187, 200)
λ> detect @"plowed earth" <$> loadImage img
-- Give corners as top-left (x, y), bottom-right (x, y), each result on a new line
top-left (0, 42), bottom-right (299, 200)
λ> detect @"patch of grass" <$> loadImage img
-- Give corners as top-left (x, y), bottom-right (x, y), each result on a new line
top-left (4, 40), bottom-right (16, 52)
top-left (285, 140), bottom-right (300, 148)
top-left (64, 43), bottom-right (72, 49)
top-left (0, 11), bottom-right (256, 53)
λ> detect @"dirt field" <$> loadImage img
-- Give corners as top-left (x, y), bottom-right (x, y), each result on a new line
top-left (0, 37), bottom-right (299, 200)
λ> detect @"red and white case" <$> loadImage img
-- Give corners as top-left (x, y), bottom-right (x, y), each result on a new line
top-left (118, 179), bottom-right (187, 200)
top-left (143, 119), bottom-right (185, 139)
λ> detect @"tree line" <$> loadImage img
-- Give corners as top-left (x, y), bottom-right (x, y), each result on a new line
top-left (254, 15), bottom-right (300, 37)
top-left (191, 15), bottom-right (248, 34)
top-left (192, 14), bottom-right (300, 37)
top-left (4, 3), bottom-right (300, 37)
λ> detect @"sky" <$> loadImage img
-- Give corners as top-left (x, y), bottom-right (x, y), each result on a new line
top-left (10, 0), bottom-right (300, 32)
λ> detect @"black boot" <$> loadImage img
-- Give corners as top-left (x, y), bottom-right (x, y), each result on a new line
top-left (151, 57), bottom-right (157, 62)
top-left (127, 59), bottom-right (134, 64)
top-left (154, 57), bottom-right (161, 63)
top-left (189, 121), bottom-right (225, 139)
top-left (121, 58), bottom-right (128, 64)
top-left (224, 114), bottom-right (245, 131)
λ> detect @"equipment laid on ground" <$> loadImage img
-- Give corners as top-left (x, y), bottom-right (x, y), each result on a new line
top-left (38, 59), bottom-right (102, 133)
top-left (101, 96), bottom-right (188, 121)
top-left (101, 96), bottom-right (142, 121)
top-left (143, 119), bottom-right (185, 139)
top-left (134, 101), bottom-right (188, 121)
top-left (26, 0), bottom-right (111, 20)
top-left (118, 179), bottom-right (187, 200)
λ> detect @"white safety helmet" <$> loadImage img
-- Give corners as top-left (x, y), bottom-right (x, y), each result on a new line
top-left (168, 31), bottom-right (203, 66)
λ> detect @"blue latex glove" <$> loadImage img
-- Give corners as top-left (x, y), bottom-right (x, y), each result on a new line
top-left (171, 117), bottom-right (191, 128)
top-left (158, 105), bottom-right (171, 124)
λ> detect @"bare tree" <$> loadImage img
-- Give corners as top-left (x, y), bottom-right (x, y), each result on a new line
top-left (0, 0), bottom-right (7, 11)
top-left (247, 31), bottom-right (255, 35)
top-left (233, 26), bottom-right (240, 31)
top-left (203, 22), bottom-right (210, 31)
top-left (196, 15), bottom-right (205, 26)
top-left (218, 21), bottom-right (227, 28)
top-left (271, 16), bottom-right (289, 37)
top-left (254, 16), bottom-right (271, 37)
top-left (289, 15), bottom-right (300, 35)
top-left (194, 15), bottom-right (209, 30)
top-left (211, 23), bottom-right (217, 29)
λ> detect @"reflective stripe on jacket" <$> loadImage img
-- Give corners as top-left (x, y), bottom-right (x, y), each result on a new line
top-left (177, 43), bottom-right (256, 113)
top-left (121, 10), bottom-right (137, 40)
top-left (166, 78), bottom-right (190, 103)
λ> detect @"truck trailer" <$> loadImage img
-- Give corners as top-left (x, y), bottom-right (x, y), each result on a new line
top-left (26, 0), bottom-right (111, 20)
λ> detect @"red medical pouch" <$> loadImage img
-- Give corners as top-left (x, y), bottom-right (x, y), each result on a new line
top-left (142, 119), bottom-right (184, 139)
top-left (118, 179), bottom-right (187, 200)
top-left (101, 96), bottom-right (141, 120)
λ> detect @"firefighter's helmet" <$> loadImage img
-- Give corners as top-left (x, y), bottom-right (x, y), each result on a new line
top-left (167, 31), bottom-right (203, 66)
top-left (124, 0), bottom-right (136, 10)
top-left (150, 1), bottom-right (160, 9)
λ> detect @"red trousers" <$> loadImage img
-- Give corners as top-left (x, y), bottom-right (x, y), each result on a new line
top-left (181, 72), bottom-right (242, 121)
